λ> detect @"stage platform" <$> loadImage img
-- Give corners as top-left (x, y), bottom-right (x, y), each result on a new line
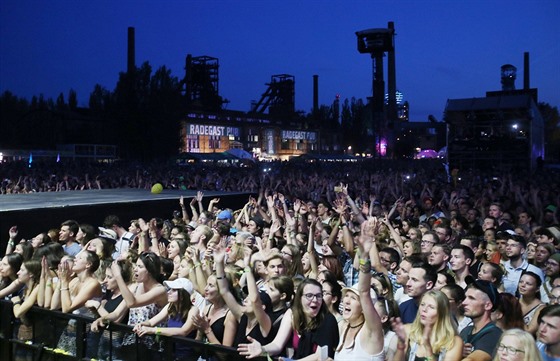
top-left (0, 189), bottom-right (252, 253)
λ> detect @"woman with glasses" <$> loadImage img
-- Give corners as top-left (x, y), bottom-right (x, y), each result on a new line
top-left (317, 270), bottom-right (343, 323)
top-left (238, 278), bottom-right (339, 360)
top-left (281, 244), bottom-right (304, 278)
top-left (492, 328), bottom-right (543, 361)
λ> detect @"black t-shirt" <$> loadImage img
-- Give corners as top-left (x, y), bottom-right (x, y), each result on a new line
top-left (460, 322), bottom-right (502, 358)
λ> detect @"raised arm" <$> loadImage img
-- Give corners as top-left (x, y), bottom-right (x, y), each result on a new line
top-left (111, 261), bottom-right (166, 308)
top-left (238, 308), bottom-right (293, 358)
top-left (356, 219), bottom-right (384, 352)
top-left (243, 247), bottom-right (271, 337)
top-left (213, 242), bottom-right (245, 320)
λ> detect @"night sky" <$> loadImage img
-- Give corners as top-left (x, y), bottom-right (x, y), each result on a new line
top-left (1, 0), bottom-right (558, 121)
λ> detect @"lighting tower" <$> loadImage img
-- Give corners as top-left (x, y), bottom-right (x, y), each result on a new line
top-left (355, 21), bottom-right (396, 157)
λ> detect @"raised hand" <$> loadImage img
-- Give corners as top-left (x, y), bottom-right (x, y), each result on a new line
top-left (9, 225), bottom-right (18, 239)
top-left (390, 317), bottom-right (406, 344)
top-left (237, 336), bottom-right (264, 359)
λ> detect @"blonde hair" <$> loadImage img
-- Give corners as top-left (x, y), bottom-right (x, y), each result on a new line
top-left (492, 328), bottom-right (543, 361)
top-left (408, 290), bottom-right (458, 354)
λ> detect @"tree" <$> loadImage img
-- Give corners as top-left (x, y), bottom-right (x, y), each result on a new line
top-left (539, 102), bottom-right (560, 162)
top-left (68, 89), bottom-right (78, 110)
top-left (56, 92), bottom-right (66, 111)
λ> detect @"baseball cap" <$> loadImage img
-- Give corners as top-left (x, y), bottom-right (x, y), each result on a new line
top-left (98, 227), bottom-right (117, 242)
top-left (164, 277), bottom-right (194, 295)
top-left (468, 279), bottom-right (500, 311)
top-left (341, 283), bottom-right (378, 304)
top-left (217, 210), bottom-right (233, 221)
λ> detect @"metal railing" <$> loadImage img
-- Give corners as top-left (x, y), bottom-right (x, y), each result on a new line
top-left (0, 300), bottom-right (256, 361)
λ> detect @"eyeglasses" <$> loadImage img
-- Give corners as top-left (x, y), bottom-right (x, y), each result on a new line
top-left (322, 291), bottom-right (332, 297)
top-left (497, 344), bottom-right (524, 356)
top-left (421, 240), bottom-right (436, 245)
top-left (303, 293), bottom-right (323, 301)
top-left (380, 258), bottom-right (392, 263)
top-left (545, 261), bottom-right (560, 267)
top-left (281, 251), bottom-right (293, 258)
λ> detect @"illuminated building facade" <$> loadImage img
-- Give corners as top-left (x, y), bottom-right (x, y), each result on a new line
top-left (180, 111), bottom-right (320, 160)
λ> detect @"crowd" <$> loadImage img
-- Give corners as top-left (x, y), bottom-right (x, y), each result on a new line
top-left (1, 159), bottom-right (560, 361)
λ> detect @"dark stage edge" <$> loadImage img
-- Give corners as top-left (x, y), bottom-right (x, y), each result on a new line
top-left (0, 189), bottom-right (252, 254)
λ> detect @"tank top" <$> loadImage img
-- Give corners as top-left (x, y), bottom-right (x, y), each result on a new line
top-left (334, 327), bottom-right (385, 361)
top-left (206, 304), bottom-right (230, 344)
top-left (122, 285), bottom-right (163, 347)
top-left (233, 314), bottom-right (270, 346)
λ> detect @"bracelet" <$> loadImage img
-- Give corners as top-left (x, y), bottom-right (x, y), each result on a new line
top-left (60, 287), bottom-right (70, 291)
top-left (8, 241), bottom-right (15, 247)
top-left (96, 303), bottom-right (102, 311)
top-left (244, 266), bottom-right (252, 273)
top-left (397, 342), bottom-right (406, 350)
top-left (155, 327), bottom-right (161, 336)
top-left (359, 265), bottom-right (371, 273)
top-left (194, 263), bottom-right (201, 268)
top-left (216, 275), bottom-right (225, 280)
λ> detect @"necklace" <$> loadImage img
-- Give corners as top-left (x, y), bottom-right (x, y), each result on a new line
top-left (348, 320), bottom-right (365, 329)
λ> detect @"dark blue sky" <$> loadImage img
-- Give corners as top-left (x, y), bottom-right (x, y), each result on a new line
top-left (1, 0), bottom-right (558, 121)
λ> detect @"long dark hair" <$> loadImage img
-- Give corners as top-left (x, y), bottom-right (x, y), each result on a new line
top-left (291, 278), bottom-right (327, 334)
top-left (168, 288), bottom-right (192, 323)
top-left (139, 252), bottom-right (163, 283)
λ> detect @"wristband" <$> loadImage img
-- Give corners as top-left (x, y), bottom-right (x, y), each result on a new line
top-left (397, 342), bottom-right (406, 350)
top-left (216, 275), bottom-right (225, 280)
top-left (358, 258), bottom-right (370, 266)
top-left (60, 287), bottom-right (70, 291)
top-left (155, 327), bottom-right (161, 335)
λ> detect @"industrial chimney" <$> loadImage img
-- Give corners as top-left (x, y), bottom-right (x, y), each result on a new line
top-left (523, 52), bottom-right (530, 90)
top-left (127, 27), bottom-right (135, 73)
top-left (313, 75), bottom-right (319, 116)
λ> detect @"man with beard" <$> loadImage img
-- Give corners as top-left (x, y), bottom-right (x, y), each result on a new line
top-left (502, 234), bottom-right (544, 295)
top-left (460, 280), bottom-right (502, 361)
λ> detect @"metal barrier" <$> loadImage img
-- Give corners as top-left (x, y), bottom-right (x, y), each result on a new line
top-left (0, 300), bottom-right (258, 361)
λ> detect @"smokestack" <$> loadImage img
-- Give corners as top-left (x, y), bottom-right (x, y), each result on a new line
top-left (313, 75), bottom-right (319, 115)
top-left (523, 52), bottom-right (530, 90)
top-left (127, 27), bottom-right (135, 73)
top-left (387, 21), bottom-right (397, 125)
